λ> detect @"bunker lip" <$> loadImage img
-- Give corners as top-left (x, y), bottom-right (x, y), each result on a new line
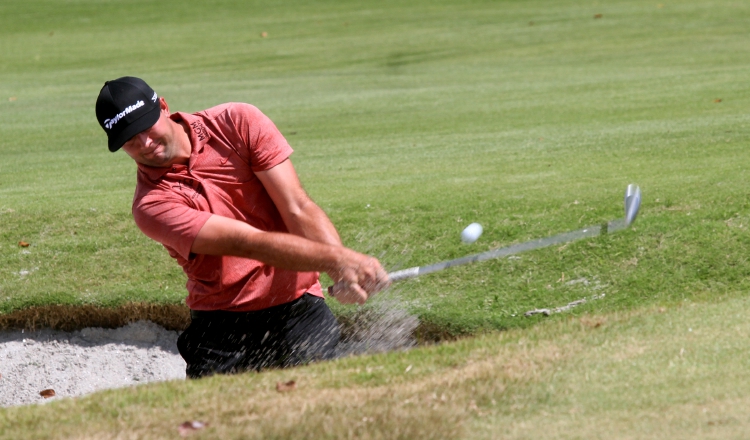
top-left (0, 303), bottom-right (191, 333)
top-left (0, 303), bottom-right (453, 344)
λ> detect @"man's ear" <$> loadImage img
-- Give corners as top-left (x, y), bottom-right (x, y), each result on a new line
top-left (159, 96), bottom-right (170, 114)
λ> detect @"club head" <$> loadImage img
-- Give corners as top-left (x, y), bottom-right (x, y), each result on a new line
top-left (624, 184), bottom-right (641, 226)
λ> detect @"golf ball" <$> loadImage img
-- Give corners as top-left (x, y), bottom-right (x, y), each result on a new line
top-left (461, 223), bottom-right (483, 244)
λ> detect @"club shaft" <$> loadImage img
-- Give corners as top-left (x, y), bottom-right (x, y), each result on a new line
top-left (388, 218), bottom-right (628, 282)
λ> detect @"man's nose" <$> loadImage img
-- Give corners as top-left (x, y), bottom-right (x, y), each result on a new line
top-left (134, 131), bottom-right (151, 148)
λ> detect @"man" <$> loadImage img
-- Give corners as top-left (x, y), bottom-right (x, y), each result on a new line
top-left (95, 76), bottom-right (390, 378)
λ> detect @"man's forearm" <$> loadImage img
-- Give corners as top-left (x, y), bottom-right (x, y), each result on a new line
top-left (284, 202), bottom-right (342, 246)
top-left (232, 230), bottom-right (343, 274)
top-left (254, 160), bottom-right (342, 246)
top-left (192, 215), bottom-right (344, 275)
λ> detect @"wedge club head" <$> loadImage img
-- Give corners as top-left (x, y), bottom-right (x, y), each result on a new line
top-left (624, 184), bottom-right (641, 226)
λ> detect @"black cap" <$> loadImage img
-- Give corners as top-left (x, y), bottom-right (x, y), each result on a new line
top-left (95, 77), bottom-right (161, 152)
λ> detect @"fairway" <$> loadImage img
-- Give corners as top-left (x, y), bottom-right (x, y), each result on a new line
top-left (1, 0), bottom-right (750, 437)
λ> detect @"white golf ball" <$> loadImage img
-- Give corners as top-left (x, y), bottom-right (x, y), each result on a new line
top-left (460, 223), bottom-right (483, 244)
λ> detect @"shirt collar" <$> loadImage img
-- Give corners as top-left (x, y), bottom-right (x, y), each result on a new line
top-left (137, 162), bottom-right (171, 181)
top-left (173, 111), bottom-right (211, 155)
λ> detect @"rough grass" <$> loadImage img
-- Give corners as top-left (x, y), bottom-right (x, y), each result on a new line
top-left (4, 296), bottom-right (750, 439)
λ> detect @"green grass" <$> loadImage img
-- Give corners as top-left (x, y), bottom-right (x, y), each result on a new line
top-left (1, 0), bottom-right (750, 436)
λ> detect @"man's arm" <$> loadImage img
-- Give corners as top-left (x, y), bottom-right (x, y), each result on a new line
top-left (255, 159), bottom-right (341, 246)
top-left (254, 158), bottom-right (390, 303)
top-left (190, 215), bottom-right (388, 304)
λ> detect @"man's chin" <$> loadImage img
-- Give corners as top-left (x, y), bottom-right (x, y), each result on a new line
top-left (139, 157), bottom-right (170, 168)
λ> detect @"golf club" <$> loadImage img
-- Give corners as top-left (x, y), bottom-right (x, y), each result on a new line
top-left (386, 184), bottom-right (642, 282)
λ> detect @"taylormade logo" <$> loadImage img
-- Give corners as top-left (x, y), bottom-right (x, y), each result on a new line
top-left (103, 100), bottom-right (145, 130)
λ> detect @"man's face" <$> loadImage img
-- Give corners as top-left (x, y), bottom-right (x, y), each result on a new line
top-left (121, 98), bottom-right (188, 167)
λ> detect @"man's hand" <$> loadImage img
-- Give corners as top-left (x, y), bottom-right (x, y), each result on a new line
top-left (327, 251), bottom-right (390, 305)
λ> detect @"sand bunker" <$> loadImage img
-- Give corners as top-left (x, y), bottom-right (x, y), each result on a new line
top-left (0, 302), bottom-right (419, 407)
top-left (0, 321), bottom-right (185, 407)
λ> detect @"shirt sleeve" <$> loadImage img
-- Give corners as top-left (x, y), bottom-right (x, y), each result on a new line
top-left (132, 193), bottom-right (213, 261)
top-left (227, 103), bottom-right (293, 172)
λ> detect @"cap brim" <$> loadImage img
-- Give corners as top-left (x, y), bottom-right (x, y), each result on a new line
top-left (108, 105), bottom-right (161, 152)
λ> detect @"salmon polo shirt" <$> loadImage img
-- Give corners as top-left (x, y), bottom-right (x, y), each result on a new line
top-left (131, 103), bottom-right (322, 312)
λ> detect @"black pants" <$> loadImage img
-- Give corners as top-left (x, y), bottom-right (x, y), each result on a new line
top-left (177, 293), bottom-right (340, 379)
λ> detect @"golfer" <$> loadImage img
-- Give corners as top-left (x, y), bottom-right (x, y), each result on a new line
top-left (95, 76), bottom-right (390, 378)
